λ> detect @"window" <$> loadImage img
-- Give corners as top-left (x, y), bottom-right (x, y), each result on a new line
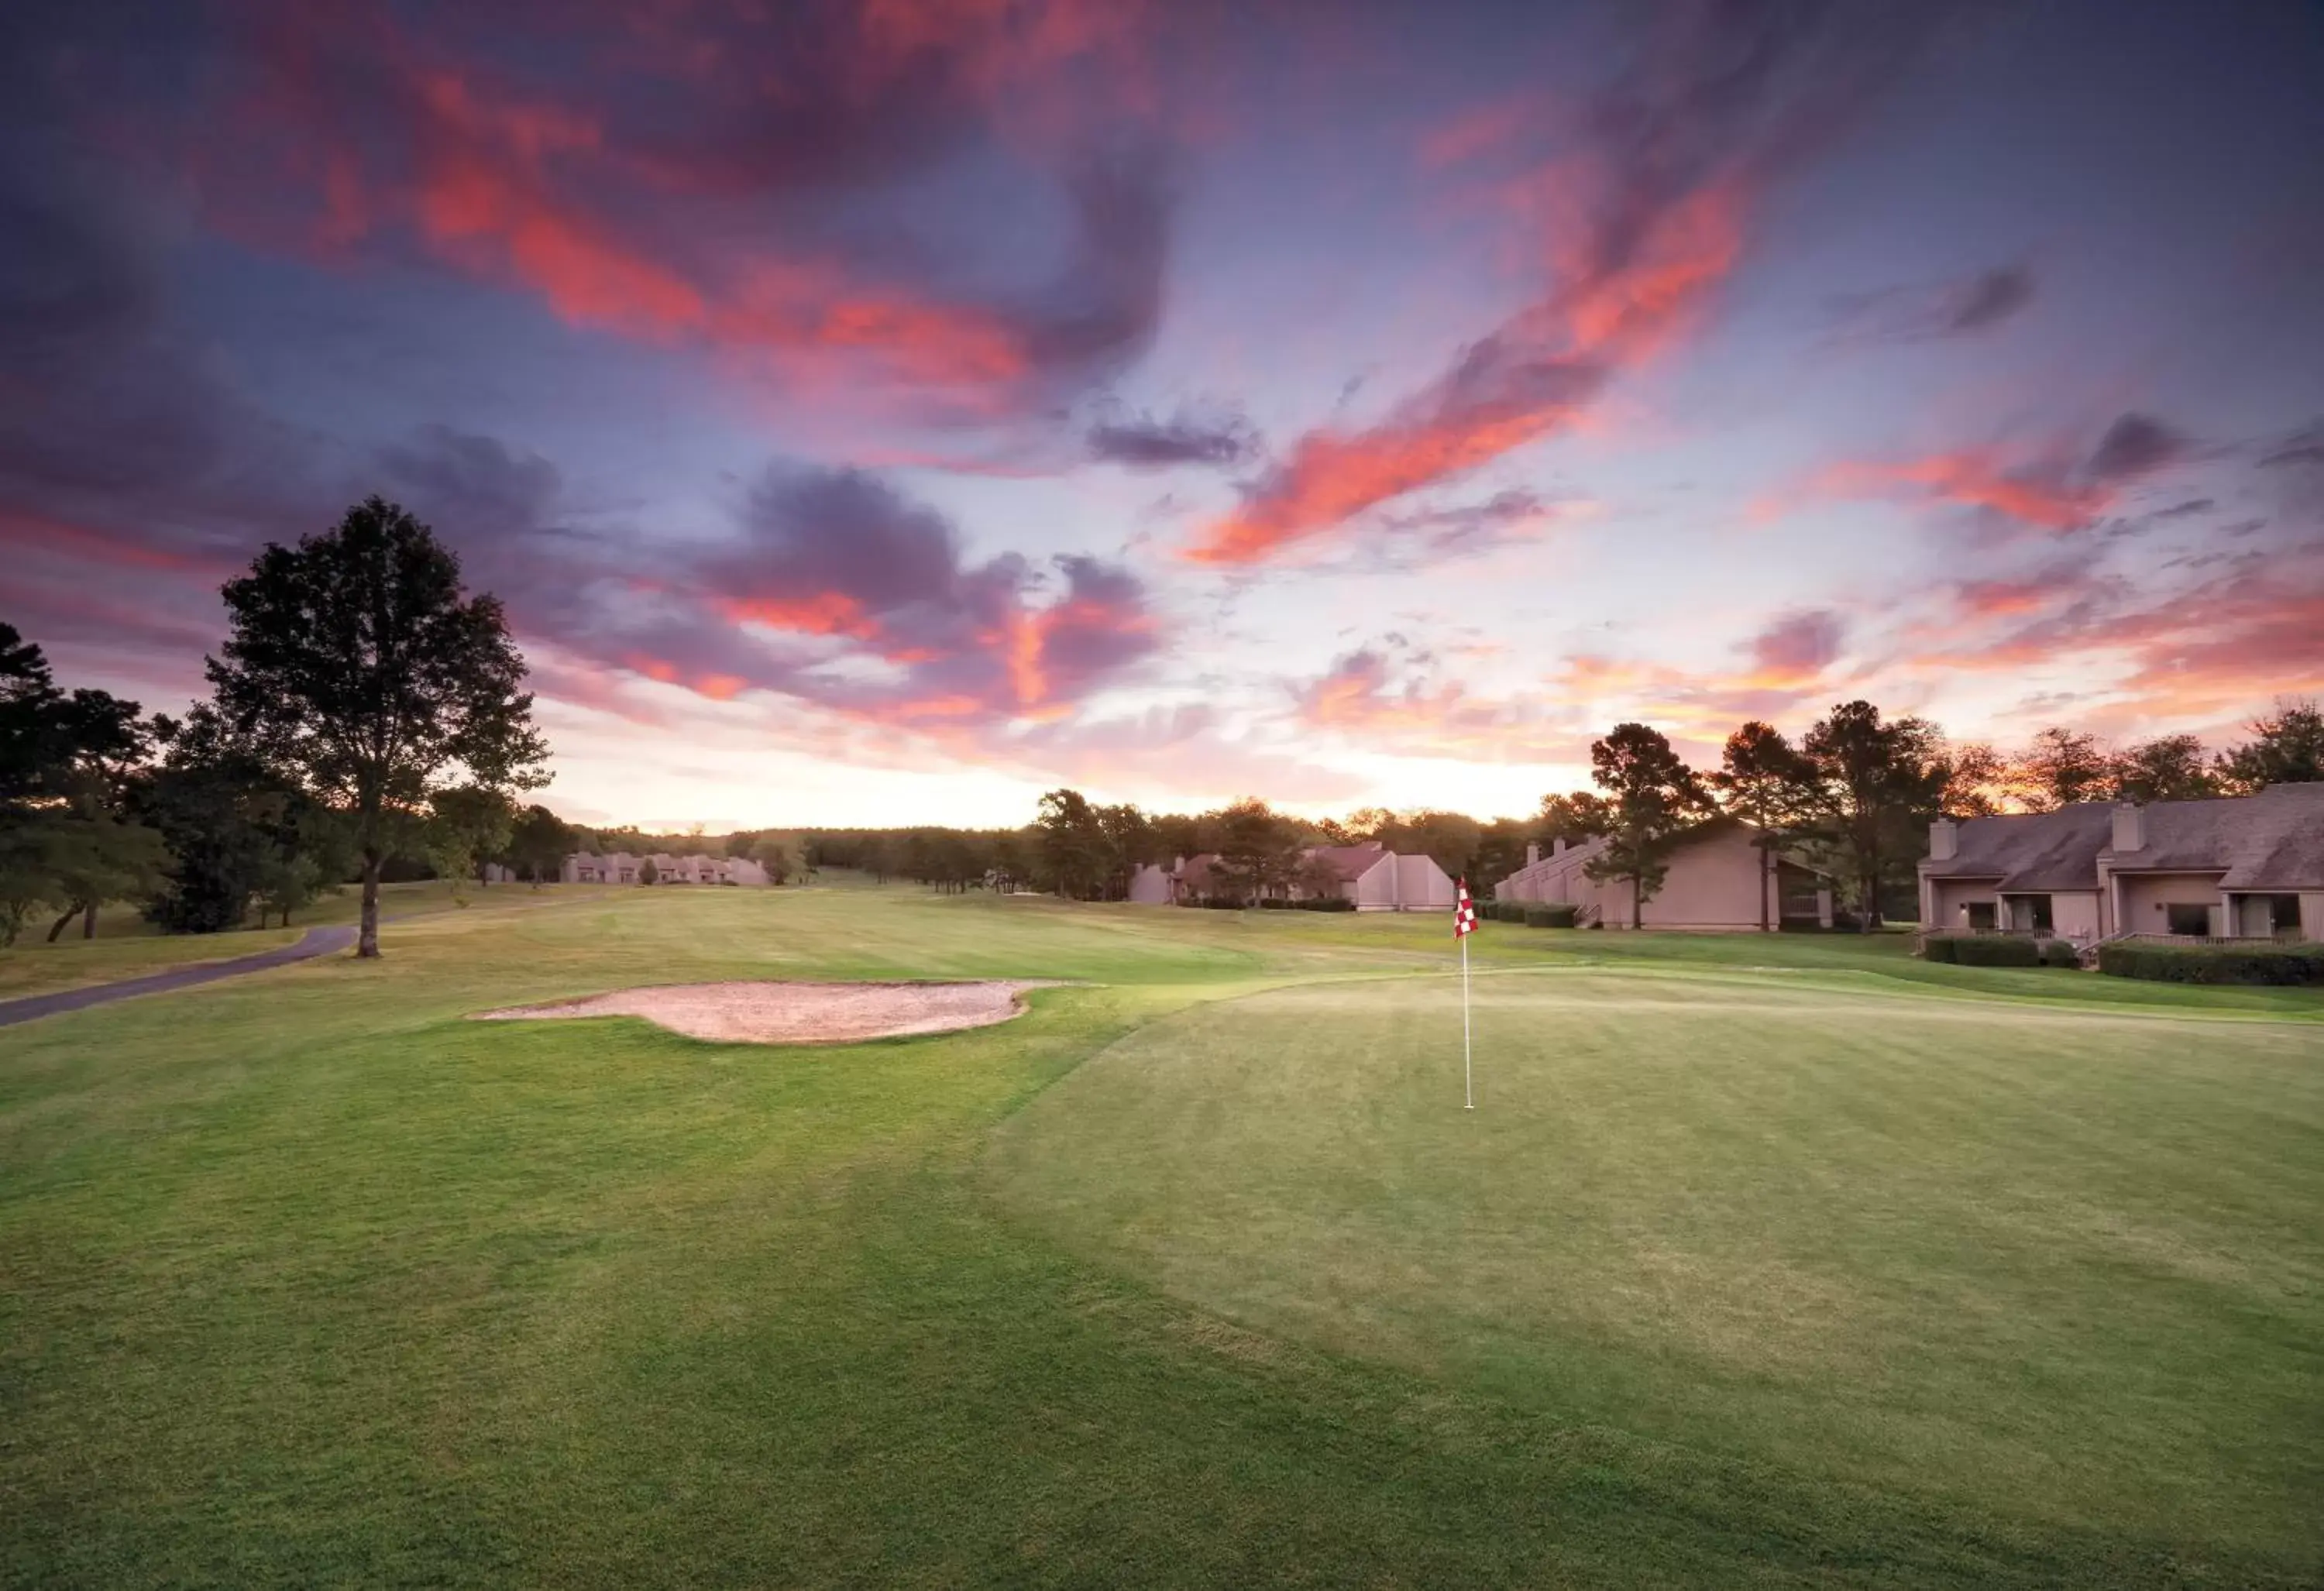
top-left (1965, 901), bottom-right (1997, 934)
top-left (2267, 894), bottom-right (2302, 938)
top-left (2009, 894), bottom-right (2054, 932)
top-left (2164, 902), bottom-right (2210, 936)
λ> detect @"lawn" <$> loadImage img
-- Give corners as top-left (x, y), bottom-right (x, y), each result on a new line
top-left (2, 887), bottom-right (2319, 1587)
top-left (0, 882), bottom-right (630, 999)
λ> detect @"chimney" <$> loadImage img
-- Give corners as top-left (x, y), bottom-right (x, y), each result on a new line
top-left (1928, 818), bottom-right (1958, 862)
top-left (1525, 841), bottom-right (1541, 867)
top-left (2112, 802), bottom-right (2144, 854)
top-left (1553, 837), bottom-right (1569, 856)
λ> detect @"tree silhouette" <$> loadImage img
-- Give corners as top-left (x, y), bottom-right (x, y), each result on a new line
top-left (207, 498), bottom-right (547, 957)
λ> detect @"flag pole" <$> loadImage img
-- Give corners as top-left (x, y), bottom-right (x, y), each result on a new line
top-left (1455, 878), bottom-right (1475, 1111)
top-left (1461, 928), bottom-right (1473, 1110)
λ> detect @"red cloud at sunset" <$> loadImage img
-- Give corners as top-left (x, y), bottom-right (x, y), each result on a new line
top-left (1187, 7), bottom-right (1923, 565)
top-left (1186, 178), bottom-right (1740, 565)
top-left (1798, 452), bottom-right (2106, 531)
top-left (524, 466), bottom-right (1164, 734)
top-left (1772, 414), bottom-right (2191, 533)
top-left (720, 593), bottom-right (883, 641)
top-left (184, 1), bottom-right (1171, 408)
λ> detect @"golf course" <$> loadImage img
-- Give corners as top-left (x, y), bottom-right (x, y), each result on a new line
top-left (3, 882), bottom-right (2319, 1587)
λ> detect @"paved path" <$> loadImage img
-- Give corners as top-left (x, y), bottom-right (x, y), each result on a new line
top-left (0, 926), bottom-right (356, 1030)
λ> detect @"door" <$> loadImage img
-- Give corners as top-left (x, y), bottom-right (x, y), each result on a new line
top-left (1965, 902), bottom-right (1996, 934)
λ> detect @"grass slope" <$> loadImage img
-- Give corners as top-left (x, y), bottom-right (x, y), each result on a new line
top-left (2, 887), bottom-right (2318, 1587)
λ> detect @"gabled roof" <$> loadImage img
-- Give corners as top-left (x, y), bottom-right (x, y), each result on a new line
top-left (1923, 803), bottom-right (2114, 890)
top-left (2144, 782), bottom-right (2324, 888)
top-left (1302, 843), bottom-right (1390, 881)
top-left (1926, 783), bottom-right (2324, 891)
top-left (1501, 815), bottom-right (1830, 888)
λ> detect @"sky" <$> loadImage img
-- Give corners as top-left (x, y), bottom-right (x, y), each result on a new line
top-left (4, 0), bottom-right (2322, 830)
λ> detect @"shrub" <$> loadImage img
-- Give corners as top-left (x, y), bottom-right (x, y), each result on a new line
top-left (1296, 896), bottom-right (1356, 912)
top-left (1949, 935), bottom-right (2042, 967)
top-left (1920, 935), bottom-right (1958, 963)
top-left (1257, 897), bottom-right (1291, 909)
top-left (2097, 940), bottom-right (2324, 986)
top-left (2039, 939), bottom-right (2083, 969)
top-left (1523, 903), bottom-right (1579, 929)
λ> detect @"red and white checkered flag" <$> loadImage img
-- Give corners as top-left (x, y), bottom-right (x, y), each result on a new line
top-left (1454, 878), bottom-right (1477, 938)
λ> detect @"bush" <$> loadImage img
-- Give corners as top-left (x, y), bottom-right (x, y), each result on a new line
top-left (1948, 935), bottom-right (2042, 967)
top-left (2039, 939), bottom-right (2083, 969)
top-left (1257, 897), bottom-right (1291, 909)
top-left (1920, 934), bottom-right (1958, 963)
top-left (2097, 940), bottom-right (2324, 985)
top-left (1523, 903), bottom-right (1579, 929)
top-left (1295, 896), bottom-right (1356, 912)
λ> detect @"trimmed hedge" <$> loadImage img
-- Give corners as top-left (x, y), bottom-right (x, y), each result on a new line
top-left (2097, 940), bottom-right (2324, 985)
top-left (1523, 903), bottom-right (1580, 929)
top-left (1923, 934), bottom-right (2078, 968)
top-left (1298, 896), bottom-right (1356, 912)
top-left (1949, 935), bottom-right (2044, 967)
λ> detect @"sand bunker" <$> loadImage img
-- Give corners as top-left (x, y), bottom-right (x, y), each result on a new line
top-left (472, 979), bottom-right (1055, 1044)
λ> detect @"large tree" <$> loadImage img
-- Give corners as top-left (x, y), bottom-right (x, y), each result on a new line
top-left (1538, 790), bottom-right (1614, 850)
top-left (1210, 797), bottom-right (1304, 905)
top-left (2216, 700), bottom-right (2323, 792)
top-left (207, 497), bottom-right (548, 957)
top-left (2008, 726), bottom-right (2113, 810)
top-left (1034, 788), bottom-right (1111, 899)
top-left (1799, 701), bottom-right (1949, 931)
top-left (1095, 802), bottom-right (1157, 900)
top-left (424, 783), bottom-right (517, 902)
top-left (0, 620), bottom-right (63, 804)
top-left (1367, 809), bottom-right (1483, 882)
top-left (1581, 723), bottom-right (1707, 930)
top-left (0, 624), bottom-right (170, 940)
top-left (1709, 720), bottom-right (1810, 933)
top-left (2109, 734), bottom-right (2218, 803)
top-left (507, 803), bottom-right (580, 885)
top-left (1938, 741), bottom-right (2009, 817)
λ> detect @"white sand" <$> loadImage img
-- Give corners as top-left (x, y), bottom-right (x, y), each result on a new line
top-left (470, 979), bottom-right (1055, 1044)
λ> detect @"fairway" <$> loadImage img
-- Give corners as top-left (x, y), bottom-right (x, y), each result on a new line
top-left (4, 886), bottom-right (2320, 1587)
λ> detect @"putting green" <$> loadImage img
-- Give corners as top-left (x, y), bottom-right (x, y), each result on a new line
top-left (987, 967), bottom-right (2324, 1556)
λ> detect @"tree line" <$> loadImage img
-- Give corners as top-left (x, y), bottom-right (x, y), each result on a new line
top-left (799, 699), bottom-right (2322, 932)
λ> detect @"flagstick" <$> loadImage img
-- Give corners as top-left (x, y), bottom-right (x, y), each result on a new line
top-left (1461, 930), bottom-right (1473, 1110)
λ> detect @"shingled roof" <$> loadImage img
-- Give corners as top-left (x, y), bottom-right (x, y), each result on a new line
top-left (1923, 804), bottom-right (2115, 889)
top-left (1302, 843), bottom-right (1391, 882)
top-left (2147, 782), bottom-right (2324, 888)
top-left (1923, 784), bottom-right (2324, 891)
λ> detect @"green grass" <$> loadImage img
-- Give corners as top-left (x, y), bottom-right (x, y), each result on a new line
top-left (0, 883), bottom-right (636, 999)
top-left (0, 924), bottom-right (306, 998)
top-left (2, 888), bottom-right (2319, 1587)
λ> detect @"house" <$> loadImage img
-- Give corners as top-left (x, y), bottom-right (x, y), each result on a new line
top-left (1129, 842), bottom-right (1459, 910)
top-left (563, 850), bottom-right (640, 884)
top-left (1918, 784), bottom-right (2324, 943)
top-left (1494, 819), bottom-right (1835, 930)
top-left (561, 850), bottom-right (770, 885)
